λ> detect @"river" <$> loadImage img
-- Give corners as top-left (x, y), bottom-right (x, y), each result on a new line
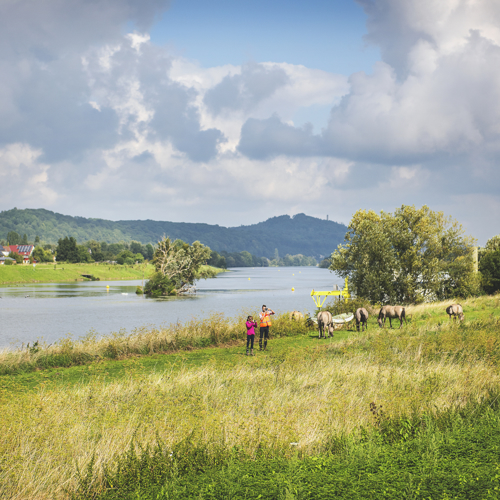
top-left (0, 266), bottom-right (340, 348)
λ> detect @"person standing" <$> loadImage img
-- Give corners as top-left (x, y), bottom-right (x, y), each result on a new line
top-left (259, 305), bottom-right (275, 351)
top-left (245, 316), bottom-right (257, 356)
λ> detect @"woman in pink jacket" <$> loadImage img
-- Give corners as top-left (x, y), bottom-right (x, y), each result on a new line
top-left (245, 316), bottom-right (257, 356)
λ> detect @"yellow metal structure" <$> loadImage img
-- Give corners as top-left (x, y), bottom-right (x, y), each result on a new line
top-left (311, 278), bottom-right (350, 308)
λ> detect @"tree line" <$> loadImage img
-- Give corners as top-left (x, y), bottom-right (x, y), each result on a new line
top-left (329, 205), bottom-right (498, 304)
top-left (54, 238), bottom-right (155, 264)
top-left (0, 208), bottom-right (344, 260)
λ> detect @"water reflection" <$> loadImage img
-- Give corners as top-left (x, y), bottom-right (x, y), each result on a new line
top-left (0, 267), bottom-right (340, 347)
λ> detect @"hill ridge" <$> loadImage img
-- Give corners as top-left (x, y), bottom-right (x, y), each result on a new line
top-left (0, 208), bottom-right (347, 259)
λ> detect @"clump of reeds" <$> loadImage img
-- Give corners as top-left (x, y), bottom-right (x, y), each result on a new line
top-left (0, 312), bottom-right (310, 375)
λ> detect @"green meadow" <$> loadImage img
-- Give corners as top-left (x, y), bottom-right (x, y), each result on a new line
top-left (0, 262), bottom-right (222, 285)
top-left (1, 295), bottom-right (500, 499)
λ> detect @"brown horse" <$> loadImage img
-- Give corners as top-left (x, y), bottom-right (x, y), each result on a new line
top-left (446, 304), bottom-right (464, 321)
top-left (317, 311), bottom-right (334, 338)
top-left (355, 308), bottom-right (369, 332)
top-left (378, 305), bottom-right (407, 329)
top-left (289, 310), bottom-right (304, 321)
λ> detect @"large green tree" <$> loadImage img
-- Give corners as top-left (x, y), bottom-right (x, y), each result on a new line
top-left (145, 237), bottom-right (211, 296)
top-left (480, 250), bottom-right (500, 294)
top-left (56, 237), bottom-right (79, 263)
top-left (7, 231), bottom-right (20, 245)
top-left (330, 205), bottom-right (479, 304)
top-left (479, 234), bottom-right (500, 294)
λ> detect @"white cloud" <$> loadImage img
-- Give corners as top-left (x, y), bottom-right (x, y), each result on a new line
top-left (0, 143), bottom-right (58, 205)
top-left (0, 0), bottom-right (499, 245)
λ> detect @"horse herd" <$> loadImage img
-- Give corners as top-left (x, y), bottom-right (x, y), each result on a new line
top-left (313, 303), bottom-right (465, 338)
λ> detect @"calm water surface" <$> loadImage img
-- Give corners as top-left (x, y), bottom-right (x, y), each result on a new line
top-left (0, 267), bottom-right (341, 348)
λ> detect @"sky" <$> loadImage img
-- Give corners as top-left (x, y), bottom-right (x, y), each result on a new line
top-left (0, 0), bottom-right (499, 244)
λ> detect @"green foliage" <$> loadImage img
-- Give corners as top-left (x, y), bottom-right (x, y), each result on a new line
top-left (8, 251), bottom-right (23, 264)
top-left (270, 253), bottom-right (317, 267)
top-left (206, 250), bottom-right (227, 269)
top-left (145, 237), bottom-right (211, 296)
top-left (143, 271), bottom-right (175, 297)
top-left (77, 245), bottom-right (92, 263)
top-left (21, 233), bottom-right (28, 244)
top-left (7, 230), bottom-right (20, 244)
top-left (480, 249), bottom-right (500, 294)
top-left (0, 208), bottom-right (345, 259)
top-left (331, 205), bottom-right (479, 304)
top-left (56, 236), bottom-right (79, 263)
top-left (318, 257), bottom-right (331, 268)
top-left (484, 234), bottom-right (500, 253)
top-left (32, 246), bottom-right (53, 263)
top-left (3, 258), bottom-right (14, 265)
top-left (220, 250), bottom-right (268, 267)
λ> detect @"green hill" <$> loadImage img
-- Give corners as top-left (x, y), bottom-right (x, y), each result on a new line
top-left (0, 208), bottom-right (346, 259)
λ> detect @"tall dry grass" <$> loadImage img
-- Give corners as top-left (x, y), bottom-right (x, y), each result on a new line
top-left (0, 311), bottom-right (310, 375)
top-left (2, 317), bottom-right (500, 499)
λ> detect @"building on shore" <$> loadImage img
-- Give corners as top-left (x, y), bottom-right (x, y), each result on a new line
top-left (0, 245), bottom-right (35, 264)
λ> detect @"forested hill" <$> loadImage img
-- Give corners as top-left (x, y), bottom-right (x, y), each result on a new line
top-left (0, 209), bottom-right (347, 259)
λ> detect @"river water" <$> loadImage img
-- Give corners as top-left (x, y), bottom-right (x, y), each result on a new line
top-left (0, 267), bottom-right (340, 348)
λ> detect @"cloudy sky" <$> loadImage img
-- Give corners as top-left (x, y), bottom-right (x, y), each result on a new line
top-left (0, 0), bottom-right (499, 243)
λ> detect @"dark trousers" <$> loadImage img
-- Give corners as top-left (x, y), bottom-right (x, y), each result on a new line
top-left (246, 334), bottom-right (254, 349)
top-left (259, 326), bottom-right (269, 349)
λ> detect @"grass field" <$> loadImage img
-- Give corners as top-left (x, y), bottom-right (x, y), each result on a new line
top-left (1, 295), bottom-right (500, 499)
top-left (0, 263), bottom-right (223, 285)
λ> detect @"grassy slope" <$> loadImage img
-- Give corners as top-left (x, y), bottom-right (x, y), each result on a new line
top-left (0, 263), bottom-right (223, 284)
top-left (1, 295), bottom-right (500, 499)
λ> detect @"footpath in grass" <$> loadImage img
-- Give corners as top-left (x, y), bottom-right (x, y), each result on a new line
top-left (0, 263), bottom-right (223, 285)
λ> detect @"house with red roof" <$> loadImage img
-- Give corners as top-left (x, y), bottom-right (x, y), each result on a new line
top-left (1, 245), bottom-right (34, 264)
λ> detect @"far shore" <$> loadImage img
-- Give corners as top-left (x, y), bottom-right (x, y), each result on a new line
top-left (0, 262), bottom-right (225, 285)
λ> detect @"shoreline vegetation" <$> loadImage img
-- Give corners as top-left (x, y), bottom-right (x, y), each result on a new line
top-left (1, 294), bottom-right (500, 499)
top-left (0, 263), bottom-right (224, 285)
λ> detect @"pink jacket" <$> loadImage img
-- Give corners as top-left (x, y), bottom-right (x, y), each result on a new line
top-left (246, 321), bottom-right (257, 335)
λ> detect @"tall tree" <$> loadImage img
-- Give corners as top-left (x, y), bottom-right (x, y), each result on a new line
top-left (479, 234), bottom-right (500, 294)
top-left (330, 205), bottom-right (479, 303)
top-left (7, 231), bottom-right (20, 245)
top-left (21, 234), bottom-right (28, 244)
top-left (56, 237), bottom-right (79, 263)
top-left (145, 237), bottom-right (211, 296)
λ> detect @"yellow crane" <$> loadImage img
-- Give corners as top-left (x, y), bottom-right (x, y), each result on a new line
top-left (311, 277), bottom-right (350, 308)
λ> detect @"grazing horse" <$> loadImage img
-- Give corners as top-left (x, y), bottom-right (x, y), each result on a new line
top-left (289, 310), bottom-right (304, 321)
top-left (355, 308), bottom-right (369, 332)
top-left (446, 304), bottom-right (464, 321)
top-left (378, 306), bottom-right (407, 329)
top-left (317, 311), bottom-right (334, 338)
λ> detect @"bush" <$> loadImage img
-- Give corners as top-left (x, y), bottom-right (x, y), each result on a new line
top-left (8, 251), bottom-right (23, 264)
top-left (144, 271), bottom-right (175, 297)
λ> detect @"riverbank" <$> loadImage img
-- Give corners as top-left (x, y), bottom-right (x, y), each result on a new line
top-left (1, 295), bottom-right (499, 499)
top-left (0, 263), bottom-right (224, 285)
